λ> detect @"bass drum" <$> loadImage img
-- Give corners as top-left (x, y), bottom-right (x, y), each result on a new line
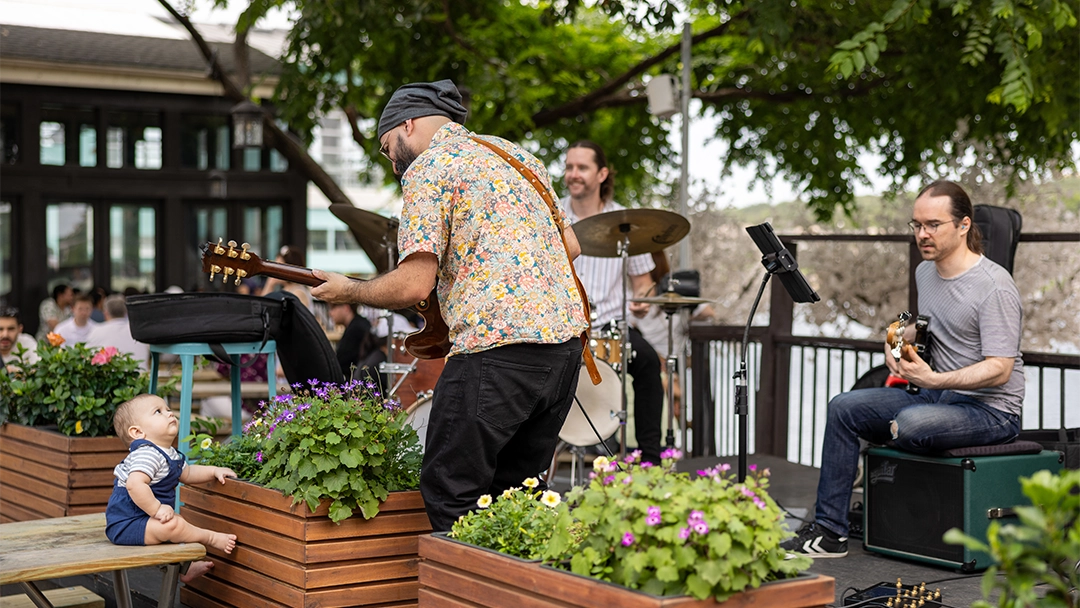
top-left (559, 361), bottom-right (622, 447)
top-left (405, 392), bottom-right (433, 451)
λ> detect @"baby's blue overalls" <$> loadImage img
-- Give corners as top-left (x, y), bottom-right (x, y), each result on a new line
top-left (105, 439), bottom-right (186, 545)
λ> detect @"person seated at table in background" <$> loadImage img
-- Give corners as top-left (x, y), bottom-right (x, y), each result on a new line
top-left (329, 302), bottom-right (375, 380)
top-left (85, 295), bottom-right (150, 367)
top-left (54, 293), bottom-right (98, 345)
top-left (259, 245), bottom-right (315, 309)
top-left (36, 283), bottom-right (73, 341)
top-left (1, 306), bottom-right (38, 374)
top-left (106, 394), bottom-right (237, 582)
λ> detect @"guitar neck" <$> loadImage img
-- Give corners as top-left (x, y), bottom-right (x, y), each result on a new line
top-left (259, 260), bottom-right (325, 287)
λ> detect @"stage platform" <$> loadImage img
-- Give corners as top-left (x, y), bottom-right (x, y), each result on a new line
top-left (1, 453), bottom-right (998, 607)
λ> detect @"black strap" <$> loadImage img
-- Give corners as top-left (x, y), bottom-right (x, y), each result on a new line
top-left (206, 309), bottom-right (272, 368)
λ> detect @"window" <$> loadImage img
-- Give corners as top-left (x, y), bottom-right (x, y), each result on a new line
top-left (2, 102), bottom-right (21, 164)
top-left (335, 230), bottom-right (361, 251)
top-left (109, 205), bottom-right (156, 293)
top-left (180, 114), bottom-right (230, 170)
top-left (39, 121), bottom-right (65, 166)
top-left (242, 148), bottom-right (261, 172)
top-left (79, 125), bottom-right (97, 167)
top-left (309, 229), bottom-right (329, 251)
top-left (106, 111), bottom-right (162, 169)
top-left (46, 202), bottom-right (94, 292)
top-left (0, 201), bottom-right (11, 298)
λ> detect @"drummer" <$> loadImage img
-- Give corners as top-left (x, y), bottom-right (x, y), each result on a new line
top-left (562, 140), bottom-right (664, 465)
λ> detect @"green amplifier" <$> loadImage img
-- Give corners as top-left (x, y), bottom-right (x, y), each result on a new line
top-left (863, 446), bottom-right (1064, 572)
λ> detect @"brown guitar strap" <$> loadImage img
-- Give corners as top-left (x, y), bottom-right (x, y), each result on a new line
top-left (471, 136), bottom-right (603, 385)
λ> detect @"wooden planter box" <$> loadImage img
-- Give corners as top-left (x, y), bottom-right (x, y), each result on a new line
top-left (0, 423), bottom-right (128, 523)
top-left (418, 534), bottom-right (835, 608)
top-left (179, 479), bottom-right (432, 607)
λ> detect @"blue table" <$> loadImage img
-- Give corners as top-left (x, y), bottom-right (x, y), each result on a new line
top-left (148, 341), bottom-right (277, 455)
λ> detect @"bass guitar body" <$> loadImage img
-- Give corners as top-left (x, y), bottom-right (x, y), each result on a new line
top-left (200, 239), bottom-right (450, 359)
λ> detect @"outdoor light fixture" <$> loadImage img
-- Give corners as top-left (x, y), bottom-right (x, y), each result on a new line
top-left (230, 100), bottom-right (263, 149)
top-left (646, 75), bottom-right (680, 119)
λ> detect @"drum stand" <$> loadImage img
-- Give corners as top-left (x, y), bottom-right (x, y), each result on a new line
top-left (661, 303), bottom-right (680, 450)
top-left (376, 234), bottom-right (416, 396)
top-left (616, 231), bottom-right (632, 460)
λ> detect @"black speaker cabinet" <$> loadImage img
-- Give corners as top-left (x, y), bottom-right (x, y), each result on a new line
top-left (863, 447), bottom-right (1064, 571)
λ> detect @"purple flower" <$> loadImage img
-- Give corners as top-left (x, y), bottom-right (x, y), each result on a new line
top-left (621, 532), bottom-right (635, 547)
top-left (660, 448), bottom-right (683, 460)
top-left (740, 486), bottom-right (756, 498)
top-left (640, 461), bottom-right (653, 469)
top-left (647, 506), bottom-right (661, 517)
top-left (283, 411), bottom-right (295, 422)
top-left (718, 463), bottom-right (731, 472)
top-left (307, 378), bottom-right (320, 386)
top-left (689, 510), bottom-right (704, 522)
top-left (678, 527), bottom-right (691, 540)
top-left (753, 497), bottom-right (767, 510)
top-left (604, 475), bottom-right (616, 485)
top-left (646, 514), bottom-right (661, 526)
top-left (256, 451), bottom-right (263, 463)
top-left (696, 469), bottom-right (709, 477)
top-left (588, 472), bottom-right (598, 480)
top-left (274, 394), bottom-right (293, 403)
top-left (693, 521), bottom-right (710, 535)
top-left (748, 464), bottom-right (757, 472)
top-left (621, 475), bottom-right (633, 485)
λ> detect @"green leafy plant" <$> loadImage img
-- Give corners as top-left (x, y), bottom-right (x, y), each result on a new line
top-left (945, 468), bottom-right (1080, 608)
top-left (187, 379), bottom-right (422, 523)
top-left (0, 337), bottom-right (152, 437)
top-left (449, 477), bottom-right (573, 560)
top-left (549, 451), bottom-right (812, 602)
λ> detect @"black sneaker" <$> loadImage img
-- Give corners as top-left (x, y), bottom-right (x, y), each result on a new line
top-left (780, 522), bottom-right (848, 558)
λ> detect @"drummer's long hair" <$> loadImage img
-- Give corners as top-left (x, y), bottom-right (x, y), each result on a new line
top-left (568, 140), bottom-right (615, 203)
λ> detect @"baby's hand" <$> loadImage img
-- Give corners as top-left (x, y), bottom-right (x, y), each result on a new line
top-left (215, 467), bottom-right (238, 484)
top-left (155, 503), bottom-right (175, 523)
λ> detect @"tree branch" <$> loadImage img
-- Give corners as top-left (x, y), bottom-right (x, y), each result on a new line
top-left (343, 105), bottom-right (369, 148)
top-left (531, 11), bottom-right (747, 126)
top-left (158, 0), bottom-right (353, 206)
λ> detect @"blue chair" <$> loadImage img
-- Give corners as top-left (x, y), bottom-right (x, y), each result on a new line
top-left (148, 341), bottom-right (277, 456)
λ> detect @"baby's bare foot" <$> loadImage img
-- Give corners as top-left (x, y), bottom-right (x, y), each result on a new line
top-left (207, 532), bottom-right (237, 554)
top-left (179, 560), bottom-right (214, 583)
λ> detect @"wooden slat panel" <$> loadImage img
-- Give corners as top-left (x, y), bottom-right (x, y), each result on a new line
top-left (183, 479), bottom-right (426, 518)
top-left (0, 498), bottom-right (51, 522)
top-left (302, 555), bottom-right (418, 589)
top-left (304, 511), bottom-right (432, 541)
top-left (0, 440), bottom-right (69, 470)
top-left (67, 505), bottom-right (108, 516)
top-left (0, 513), bottom-right (204, 584)
top-left (655, 575), bottom-right (834, 607)
top-left (304, 579), bottom-right (419, 607)
top-left (0, 424), bottom-right (126, 453)
top-left (0, 485), bottom-right (66, 519)
top-left (67, 469), bottom-right (118, 489)
top-left (67, 487), bottom-right (113, 506)
top-left (180, 485), bottom-right (307, 539)
top-left (0, 467), bottom-right (67, 503)
top-left (418, 588), bottom-right (484, 608)
top-left (181, 507), bottom-right (308, 563)
top-left (0, 453), bottom-right (70, 487)
top-left (0, 585), bottom-right (104, 608)
top-left (181, 575), bottom-right (288, 608)
top-left (69, 452), bottom-right (129, 470)
top-left (194, 558), bottom-right (304, 606)
top-left (419, 562), bottom-right (573, 608)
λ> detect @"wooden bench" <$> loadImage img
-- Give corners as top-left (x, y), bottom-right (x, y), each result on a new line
top-left (0, 513), bottom-right (205, 608)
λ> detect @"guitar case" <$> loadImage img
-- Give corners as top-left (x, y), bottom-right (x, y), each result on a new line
top-left (973, 204), bottom-right (1022, 275)
top-left (265, 291), bottom-right (345, 386)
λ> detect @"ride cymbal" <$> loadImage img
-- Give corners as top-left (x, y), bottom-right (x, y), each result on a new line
top-left (572, 208), bottom-right (690, 257)
top-left (631, 292), bottom-right (713, 310)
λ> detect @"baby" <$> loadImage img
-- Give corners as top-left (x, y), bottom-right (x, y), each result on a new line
top-left (105, 394), bottom-right (237, 580)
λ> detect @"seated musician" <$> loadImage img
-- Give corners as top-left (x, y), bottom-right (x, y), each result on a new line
top-left (782, 180), bottom-right (1024, 558)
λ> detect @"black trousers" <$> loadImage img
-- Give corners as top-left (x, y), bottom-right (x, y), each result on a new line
top-left (622, 325), bottom-right (664, 464)
top-left (420, 339), bottom-right (583, 531)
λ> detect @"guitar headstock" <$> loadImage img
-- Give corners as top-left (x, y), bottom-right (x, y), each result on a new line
top-left (886, 310), bottom-right (912, 361)
top-left (200, 238), bottom-right (265, 285)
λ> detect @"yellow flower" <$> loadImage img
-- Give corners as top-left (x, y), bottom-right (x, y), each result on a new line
top-left (501, 488), bottom-right (515, 499)
top-left (522, 477), bottom-right (539, 489)
top-left (200, 437), bottom-right (213, 450)
top-left (593, 456), bottom-right (610, 472)
top-left (477, 494), bottom-right (493, 509)
top-left (74, 420), bottom-right (83, 434)
top-left (540, 490), bottom-right (561, 508)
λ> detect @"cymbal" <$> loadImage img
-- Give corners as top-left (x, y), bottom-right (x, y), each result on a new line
top-left (631, 292), bottom-right (713, 309)
top-left (572, 208), bottom-right (690, 257)
top-left (329, 203), bottom-right (399, 274)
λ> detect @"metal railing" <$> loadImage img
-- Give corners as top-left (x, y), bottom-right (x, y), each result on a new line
top-left (687, 232), bottom-right (1080, 464)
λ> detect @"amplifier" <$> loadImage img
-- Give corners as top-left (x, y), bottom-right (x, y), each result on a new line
top-left (863, 447), bottom-right (1064, 571)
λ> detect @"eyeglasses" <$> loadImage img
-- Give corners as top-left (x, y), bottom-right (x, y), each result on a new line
top-left (378, 122), bottom-right (405, 161)
top-left (907, 220), bottom-right (956, 235)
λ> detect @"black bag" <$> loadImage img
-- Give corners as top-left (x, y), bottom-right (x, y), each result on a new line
top-left (973, 205), bottom-right (1022, 275)
top-left (265, 291), bottom-right (344, 386)
top-left (656, 269), bottom-right (701, 297)
top-left (127, 292), bottom-right (282, 346)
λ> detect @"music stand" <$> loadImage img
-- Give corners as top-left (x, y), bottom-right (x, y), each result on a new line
top-left (735, 223), bottom-right (819, 481)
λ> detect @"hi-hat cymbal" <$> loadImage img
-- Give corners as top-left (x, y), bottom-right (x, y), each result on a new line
top-left (572, 208), bottom-right (690, 257)
top-left (329, 203), bottom-right (400, 274)
top-left (631, 292), bottom-right (713, 309)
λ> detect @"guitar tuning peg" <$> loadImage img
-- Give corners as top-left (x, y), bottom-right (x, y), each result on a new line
top-left (209, 264), bottom-right (222, 281)
top-left (213, 238), bottom-right (226, 255)
top-left (236, 269), bottom-right (248, 278)
top-left (223, 267), bottom-right (235, 283)
top-left (227, 240), bottom-right (239, 258)
top-left (240, 242), bottom-right (251, 260)
top-left (234, 276), bottom-right (242, 286)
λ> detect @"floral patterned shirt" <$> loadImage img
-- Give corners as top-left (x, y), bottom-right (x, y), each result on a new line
top-left (397, 122), bottom-right (588, 355)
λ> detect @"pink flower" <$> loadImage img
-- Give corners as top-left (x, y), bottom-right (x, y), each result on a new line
top-left (91, 346), bottom-right (119, 365)
top-left (678, 527), bottom-right (691, 540)
top-left (749, 464), bottom-right (757, 472)
top-left (693, 521), bottom-right (710, 535)
top-left (621, 532), bottom-right (635, 546)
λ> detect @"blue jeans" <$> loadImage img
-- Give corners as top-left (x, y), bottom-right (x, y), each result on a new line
top-left (815, 387), bottom-right (1019, 537)
top-left (420, 339), bottom-right (583, 531)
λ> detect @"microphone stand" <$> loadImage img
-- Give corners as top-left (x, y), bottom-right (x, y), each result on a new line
top-left (735, 272), bottom-right (771, 483)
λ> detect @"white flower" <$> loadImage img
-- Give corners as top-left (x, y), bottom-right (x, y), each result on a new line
top-left (592, 456), bottom-right (610, 472)
top-left (540, 490), bottom-right (561, 508)
top-left (502, 488), bottom-right (515, 499)
top-left (522, 477), bottom-right (539, 489)
top-left (477, 494), bottom-right (493, 509)
top-left (200, 437), bottom-right (213, 450)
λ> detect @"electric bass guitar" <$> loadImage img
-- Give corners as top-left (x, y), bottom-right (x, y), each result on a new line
top-left (886, 311), bottom-right (931, 394)
top-left (200, 239), bottom-right (450, 360)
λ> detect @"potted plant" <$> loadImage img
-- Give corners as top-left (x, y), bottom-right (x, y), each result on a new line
top-left (178, 379), bottom-right (431, 608)
top-left (421, 450), bottom-right (835, 607)
top-left (0, 335), bottom-right (152, 521)
top-left (945, 468), bottom-right (1080, 608)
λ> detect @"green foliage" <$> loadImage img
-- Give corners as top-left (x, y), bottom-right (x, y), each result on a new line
top-left (449, 478), bottom-right (571, 560)
top-left (0, 339), bottom-right (152, 437)
top-left (187, 380), bottom-right (422, 522)
top-left (944, 468), bottom-right (1080, 608)
top-left (548, 451), bottom-right (811, 601)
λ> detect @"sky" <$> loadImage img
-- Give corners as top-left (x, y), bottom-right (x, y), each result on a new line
top-left (1, 0), bottom-right (875, 209)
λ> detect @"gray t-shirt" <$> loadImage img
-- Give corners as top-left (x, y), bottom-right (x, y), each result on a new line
top-left (916, 256), bottom-right (1024, 416)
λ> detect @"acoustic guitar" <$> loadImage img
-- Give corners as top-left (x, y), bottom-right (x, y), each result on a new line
top-left (886, 311), bottom-right (931, 394)
top-left (200, 239), bottom-right (450, 360)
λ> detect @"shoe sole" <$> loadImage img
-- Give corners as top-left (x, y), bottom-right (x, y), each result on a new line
top-left (784, 550), bottom-right (848, 559)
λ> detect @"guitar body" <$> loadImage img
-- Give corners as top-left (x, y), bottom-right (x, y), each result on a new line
top-left (201, 240), bottom-right (450, 360)
top-left (885, 311), bottom-right (932, 394)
